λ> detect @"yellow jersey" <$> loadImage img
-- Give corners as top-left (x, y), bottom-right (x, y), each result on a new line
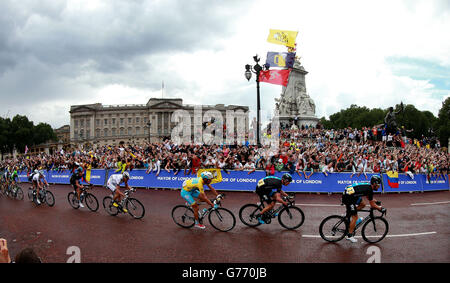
top-left (182, 177), bottom-right (206, 193)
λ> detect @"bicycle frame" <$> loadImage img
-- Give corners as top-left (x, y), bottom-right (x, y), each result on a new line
top-left (346, 208), bottom-right (386, 232)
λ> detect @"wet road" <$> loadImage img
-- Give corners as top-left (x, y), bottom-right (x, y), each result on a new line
top-left (0, 184), bottom-right (449, 263)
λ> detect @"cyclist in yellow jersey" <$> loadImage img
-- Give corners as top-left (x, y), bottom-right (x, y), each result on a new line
top-left (181, 171), bottom-right (219, 229)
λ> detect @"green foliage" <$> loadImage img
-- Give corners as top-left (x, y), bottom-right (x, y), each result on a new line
top-left (0, 115), bottom-right (57, 154)
top-left (321, 101), bottom-right (446, 142)
top-left (322, 104), bottom-right (385, 129)
top-left (435, 97), bottom-right (450, 146)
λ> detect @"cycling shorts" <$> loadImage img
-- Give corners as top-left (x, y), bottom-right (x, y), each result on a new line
top-left (342, 194), bottom-right (362, 216)
top-left (181, 189), bottom-right (200, 206)
top-left (255, 186), bottom-right (277, 204)
top-left (107, 181), bottom-right (118, 192)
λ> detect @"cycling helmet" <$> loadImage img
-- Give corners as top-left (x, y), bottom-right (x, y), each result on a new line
top-left (282, 173), bottom-right (293, 183)
top-left (123, 171), bottom-right (130, 179)
top-left (370, 175), bottom-right (381, 185)
top-left (75, 166), bottom-right (83, 173)
top-left (200, 171), bottom-right (213, 180)
top-left (34, 169), bottom-right (39, 175)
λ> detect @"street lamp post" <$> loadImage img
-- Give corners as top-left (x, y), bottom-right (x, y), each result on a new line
top-left (245, 55), bottom-right (270, 147)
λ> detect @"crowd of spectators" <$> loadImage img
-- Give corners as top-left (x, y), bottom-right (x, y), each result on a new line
top-left (0, 126), bottom-right (448, 182)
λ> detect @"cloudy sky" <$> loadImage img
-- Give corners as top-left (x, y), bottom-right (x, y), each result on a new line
top-left (0, 0), bottom-right (449, 129)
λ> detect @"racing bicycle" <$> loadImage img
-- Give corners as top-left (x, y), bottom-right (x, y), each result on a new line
top-left (172, 194), bottom-right (236, 232)
top-left (102, 188), bottom-right (145, 219)
top-left (68, 183), bottom-right (99, 212)
top-left (319, 201), bottom-right (389, 243)
top-left (28, 184), bottom-right (55, 207)
top-left (239, 193), bottom-right (305, 230)
top-left (2, 182), bottom-right (24, 201)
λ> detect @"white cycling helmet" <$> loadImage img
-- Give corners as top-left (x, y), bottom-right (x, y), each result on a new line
top-left (200, 171), bottom-right (213, 180)
top-left (122, 171), bottom-right (130, 179)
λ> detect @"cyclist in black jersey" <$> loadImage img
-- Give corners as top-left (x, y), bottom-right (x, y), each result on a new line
top-left (70, 167), bottom-right (85, 208)
top-left (255, 173), bottom-right (292, 224)
top-left (342, 175), bottom-right (385, 243)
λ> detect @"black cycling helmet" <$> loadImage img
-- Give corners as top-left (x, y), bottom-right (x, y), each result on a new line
top-left (370, 175), bottom-right (381, 185)
top-left (282, 173), bottom-right (293, 183)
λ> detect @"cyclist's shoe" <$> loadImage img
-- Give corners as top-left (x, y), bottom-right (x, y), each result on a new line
top-left (257, 216), bottom-right (265, 225)
top-left (122, 207), bottom-right (128, 213)
top-left (194, 223), bottom-right (206, 229)
top-left (112, 202), bottom-right (119, 208)
top-left (36, 198), bottom-right (41, 205)
top-left (79, 202), bottom-right (85, 208)
top-left (346, 234), bottom-right (358, 243)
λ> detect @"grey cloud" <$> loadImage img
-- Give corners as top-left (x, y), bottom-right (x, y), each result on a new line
top-left (0, 0), bottom-right (253, 127)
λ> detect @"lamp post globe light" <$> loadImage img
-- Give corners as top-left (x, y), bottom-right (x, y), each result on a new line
top-left (245, 55), bottom-right (270, 147)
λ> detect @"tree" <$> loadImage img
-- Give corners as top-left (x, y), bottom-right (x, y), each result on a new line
top-left (0, 118), bottom-right (12, 154)
top-left (10, 115), bottom-right (34, 153)
top-left (0, 114), bottom-right (57, 155)
top-left (436, 97), bottom-right (450, 147)
top-left (34, 123), bottom-right (57, 145)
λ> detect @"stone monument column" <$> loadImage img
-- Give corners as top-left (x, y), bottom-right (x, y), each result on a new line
top-left (273, 58), bottom-right (318, 129)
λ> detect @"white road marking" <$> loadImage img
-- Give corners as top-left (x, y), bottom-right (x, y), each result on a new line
top-left (302, 231), bottom-right (437, 239)
top-left (410, 201), bottom-right (450, 206)
top-left (295, 204), bottom-right (341, 207)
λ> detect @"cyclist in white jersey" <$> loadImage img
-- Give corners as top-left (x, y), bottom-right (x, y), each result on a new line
top-left (32, 170), bottom-right (48, 205)
top-left (106, 171), bottom-right (131, 213)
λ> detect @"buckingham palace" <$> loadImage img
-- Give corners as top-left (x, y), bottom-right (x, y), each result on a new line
top-left (69, 97), bottom-right (249, 148)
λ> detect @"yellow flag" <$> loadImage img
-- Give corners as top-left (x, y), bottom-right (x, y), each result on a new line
top-left (85, 164), bottom-right (92, 182)
top-left (267, 29), bottom-right (298, 48)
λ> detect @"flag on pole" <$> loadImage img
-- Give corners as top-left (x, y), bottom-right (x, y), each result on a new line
top-left (25, 145), bottom-right (28, 154)
top-left (267, 29), bottom-right (298, 48)
top-left (259, 69), bottom-right (291, 86)
top-left (266, 52), bottom-right (296, 68)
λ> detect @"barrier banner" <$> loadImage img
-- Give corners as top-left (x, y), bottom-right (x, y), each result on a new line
top-left (18, 171), bottom-right (31, 183)
top-left (418, 174), bottom-right (449, 191)
top-left (46, 170), bottom-right (72, 184)
top-left (113, 170), bottom-right (379, 193)
top-left (16, 169), bottom-right (449, 193)
top-left (80, 169), bottom-right (107, 186)
top-left (382, 173), bottom-right (423, 192)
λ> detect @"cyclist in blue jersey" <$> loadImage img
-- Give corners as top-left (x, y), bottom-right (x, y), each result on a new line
top-left (254, 173), bottom-right (292, 224)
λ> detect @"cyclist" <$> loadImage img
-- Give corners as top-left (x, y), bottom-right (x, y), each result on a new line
top-left (70, 167), bottom-right (85, 208)
top-left (32, 170), bottom-right (49, 205)
top-left (342, 175), bottom-right (386, 243)
top-left (7, 168), bottom-right (19, 196)
top-left (254, 173), bottom-right (293, 224)
top-left (180, 171), bottom-right (220, 229)
top-left (106, 171), bottom-right (132, 213)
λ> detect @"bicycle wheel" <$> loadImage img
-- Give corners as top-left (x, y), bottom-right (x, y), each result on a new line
top-left (278, 206), bottom-right (305, 230)
top-left (172, 205), bottom-right (195, 228)
top-left (361, 217), bottom-right (389, 243)
top-left (15, 186), bottom-right (24, 201)
top-left (85, 193), bottom-right (99, 212)
top-left (239, 204), bottom-right (263, 227)
top-left (126, 198), bottom-right (145, 219)
top-left (319, 215), bottom-right (348, 242)
top-left (45, 191), bottom-right (55, 207)
top-left (68, 192), bottom-right (80, 209)
top-left (209, 207), bottom-right (236, 232)
top-left (103, 196), bottom-right (119, 216)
